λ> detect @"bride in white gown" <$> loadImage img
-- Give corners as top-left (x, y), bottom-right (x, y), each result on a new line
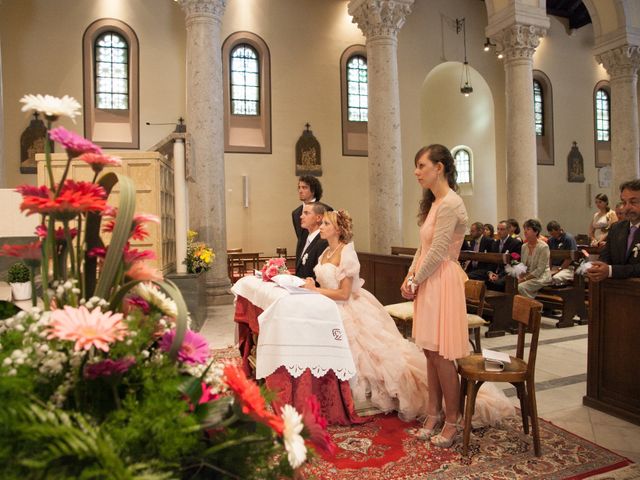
top-left (303, 209), bottom-right (514, 426)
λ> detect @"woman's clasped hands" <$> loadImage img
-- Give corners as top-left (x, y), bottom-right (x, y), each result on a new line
top-left (400, 275), bottom-right (417, 300)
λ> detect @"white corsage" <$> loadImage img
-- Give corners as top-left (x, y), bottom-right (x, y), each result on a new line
top-left (633, 243), bottom-right (640, 259)
top-left (505, 262), bottom-right (527, 278)
top-left (576, 261), bottom-right (593, 275)
top-left (301, 253), bottom-right (309, 266)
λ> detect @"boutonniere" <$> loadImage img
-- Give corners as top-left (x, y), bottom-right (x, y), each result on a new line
top-left (302, 253), bottom-right (309, 265)
top-left (633, 243), bottom-right (640, 259)
top-left (558, 243), bottom-right (563, 248)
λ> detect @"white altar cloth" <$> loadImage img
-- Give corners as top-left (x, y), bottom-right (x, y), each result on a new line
top-left (230, 276), bottom-right (356, 381)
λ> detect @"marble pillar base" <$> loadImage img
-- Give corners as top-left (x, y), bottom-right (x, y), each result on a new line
top-left (206, 282), bottom-right (234, 305)
top-left (167, 272), bottom-right (207, 331)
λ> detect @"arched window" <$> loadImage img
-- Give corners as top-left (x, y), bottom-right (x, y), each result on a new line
top-left (595, 88), bottom-right (610, 142)
top-left (230, 44), bottom-right (260, 116)
top-left (593, 81), bottom-right (611, 167)
top-left (453, 147), bottom-right (471, 184)
top-left (340, 45), bottom-right (367, 156)
top-left (223, 32), bottom-right (271, 153)
top-left (83, 19), bottom-right (139, 148)
top-left (347, 55), bottom-right (368, 122)
top-left (532, 70), bottom-right (554, 165)
top-left (533, 80), bottom-right (543, 136)
top-left (95, 32), bottom-right (129, 110)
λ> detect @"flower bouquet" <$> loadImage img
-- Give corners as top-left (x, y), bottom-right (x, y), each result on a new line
top-left (183, 230), bottom-right (215, 274)
top-left (0, 94), bottom-right (331, 478)
top-left (260, 257), bottom-right (289, 282)
top-left (574, 249), bottom-right (594, 275)
top-left (504, 252), bottom-right (527, 278)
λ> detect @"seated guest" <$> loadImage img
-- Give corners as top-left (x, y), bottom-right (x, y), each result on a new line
top-left (518, 219), bottom-right (552, 298)
top-left (483, 223), bottom-right (495, 239)
top-left (295, 202), bottom-right (328, 280)
top-left (547, 221), bottom-right (577, 286)
top-left (587, 179), bottom-right (640, 281)
top-left (462, 221), bottom-right (495, 280)
top-left (614, 201), bottom-right (626, 223)
top-left (487, 220), bottom-right (522, 291)
top-left (506, 218), bottom-right (523, 243)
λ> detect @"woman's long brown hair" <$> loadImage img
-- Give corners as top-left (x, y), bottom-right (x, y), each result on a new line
top-left (415, 144), bottom-right (459, 225)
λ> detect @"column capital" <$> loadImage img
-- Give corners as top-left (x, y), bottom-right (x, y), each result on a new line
top-left (492, 24), bottom-right (547, 62)
top-left (348, 0), bottom-right (414, 39)
top-left (179, 0), bottom-right (226, 21)
top-left (596, 44), bottom-right (640, 79)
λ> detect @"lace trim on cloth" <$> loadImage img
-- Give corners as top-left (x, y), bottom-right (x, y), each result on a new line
top-left (256, 357), bottom-right (357, 381)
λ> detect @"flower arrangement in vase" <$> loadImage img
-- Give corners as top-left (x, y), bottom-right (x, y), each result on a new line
top-left (0, 94), bottom-right (331, 478)
top-left (183, 229), bottom-right (215, 274)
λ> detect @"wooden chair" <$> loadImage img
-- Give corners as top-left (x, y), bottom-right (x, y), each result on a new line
top-left (457, 295), bottom-right (543, 457)
top-left (228, 252), bottom-right (260, 283)
top-left (465, 280), bottom-right (489, 353)
top-left (384, 301), bottom-right (414, 338)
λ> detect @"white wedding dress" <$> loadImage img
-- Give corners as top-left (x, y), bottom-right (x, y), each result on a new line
top-left (314, 242), bottom-right (515, 424)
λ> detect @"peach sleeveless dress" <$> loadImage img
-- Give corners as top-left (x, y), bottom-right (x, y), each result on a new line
top-left (412, 189), bottom-right (469, 360)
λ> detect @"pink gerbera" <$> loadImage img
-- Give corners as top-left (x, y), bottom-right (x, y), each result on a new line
top-left (0, 241), bottom-right (42, 261)
top-left (35, 224), bottom-right (78, 241)
top-left (78, 152), bottom-right (122, 173)
top-left (126, 261), bottom-right (163, 282)
top-left (103, 212), bottom-right (160, 241)
top-left (48, 305), bottom-right (127, 352)
top-left (49, 126), bottom-right (102, 157)
top-left (84, 357), bottom-right (135, 380)
top-left (159, 329), bottom-right (210, 364)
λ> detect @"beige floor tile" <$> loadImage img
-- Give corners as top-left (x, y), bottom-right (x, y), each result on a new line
top-left (611, 450), bottom-right (640, 463)
top-left (593, 423), bottom-right (640, 453)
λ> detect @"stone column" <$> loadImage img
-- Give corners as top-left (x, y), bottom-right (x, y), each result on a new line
top-left (596, 45), bottom-right (640, 190)
top-left (0, 36), bottom-right (5, 188)
top-left (348, 0), bottom-right (413, 254)
top-left (493, 24), bottom-right (547, 223)
top-left (179, 0), bottom-right (231, 297)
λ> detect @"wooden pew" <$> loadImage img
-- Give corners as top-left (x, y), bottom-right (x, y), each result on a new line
top-left (390, 246), bottom-right (417, 256)
top-left (459, 251), bottom-right (517, 337)
top-left (536, 250), bottom-right (588, 328)
top-left (357, 251), bottom-right (412, 306)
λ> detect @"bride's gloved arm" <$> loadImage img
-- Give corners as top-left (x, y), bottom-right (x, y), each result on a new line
top-left (412, 202), bottom-right (458, 285)
top-left (303, 276), bottom-right (353, 301)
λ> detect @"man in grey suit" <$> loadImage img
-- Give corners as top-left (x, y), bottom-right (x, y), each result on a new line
top-left (588, 179), bottom-right (640, 281)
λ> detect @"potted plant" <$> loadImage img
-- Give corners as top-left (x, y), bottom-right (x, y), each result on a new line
top-left (7, 262), bottom-right (31, 301)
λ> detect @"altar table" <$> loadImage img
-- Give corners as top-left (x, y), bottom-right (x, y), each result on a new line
top-left (231, 276), bottom-right (367, 425)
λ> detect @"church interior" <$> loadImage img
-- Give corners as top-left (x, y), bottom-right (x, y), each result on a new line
top-left (1, 0), bottom-right (640, 477)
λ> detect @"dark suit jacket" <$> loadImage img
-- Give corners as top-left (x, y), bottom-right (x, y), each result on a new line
top-left (490, 235), bottom-right (523, 278)
top-left (295, 234), bottom-right (328, 280)
top-left (292, 204), bottom-right (309, 261)
top-left (598, 220), bottom-right (640, 279)
top-left (462, 236), bottom-right (495, 272)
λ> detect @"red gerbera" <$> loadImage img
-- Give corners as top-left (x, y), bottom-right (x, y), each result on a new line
top-left (123, 244), bottom-right (156, 265)
top-left (301, 395), bottom-right (336, 454)
top-left (102, 213), bottom-right (159, 241)
top-left (0, 241), bottom-right (42, 262)
top-left (49, 126), bottom-right (102, 157)
top-left (223, 363), bottom-right (284, 435)
top-left (20, 180), bottom-right (107, 218)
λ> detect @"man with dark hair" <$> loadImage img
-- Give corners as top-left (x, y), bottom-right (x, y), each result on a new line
top-left (487, 220), bottom-right (522, 291)
top-left (292, 175), bottom-right (323, 240)
top-left (295, 202), bottom-right (328, 280)
top-left (462, 221), bottom-right (494, 279)
top-left (546, 220), bottom-right (577, 286)
top-left (588, 179), bottom-right (640, 281)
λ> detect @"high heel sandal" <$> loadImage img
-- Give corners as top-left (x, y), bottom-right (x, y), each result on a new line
top-left (430, 417), bottom-right (462, 448)
top-left (416, 412), bottom-right (444, 441)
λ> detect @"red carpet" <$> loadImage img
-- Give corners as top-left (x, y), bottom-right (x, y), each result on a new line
top-left (300, 414), bottom-right (634, 479)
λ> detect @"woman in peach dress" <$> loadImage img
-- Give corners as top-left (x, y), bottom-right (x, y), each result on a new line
top-left (401, 144), bottom-right (470, 448)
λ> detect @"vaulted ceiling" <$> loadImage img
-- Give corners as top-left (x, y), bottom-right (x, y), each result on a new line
top-left (546, 0), bottom-right (592, 30)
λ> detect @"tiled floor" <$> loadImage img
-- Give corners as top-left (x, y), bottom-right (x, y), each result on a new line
top-left (200, 304), bottom-right (640, 465)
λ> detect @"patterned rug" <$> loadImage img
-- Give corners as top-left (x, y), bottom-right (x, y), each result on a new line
top-left (300, 414), bottom-right (634, 480)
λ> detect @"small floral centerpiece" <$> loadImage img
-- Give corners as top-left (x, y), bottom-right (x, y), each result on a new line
top-left (261, 257), bottom-right (289, 282)
top-left (0, 94), bottom-right (331, 478)
top-left (504, 252), bottom-right (527, 278)
top-left (574, 249), bottom-right (593, 275)
top-left (183, 229), bottom-right (215, 274)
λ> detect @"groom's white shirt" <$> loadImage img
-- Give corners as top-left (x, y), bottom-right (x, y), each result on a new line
top-left (301, 229), bottom-right (320, 257)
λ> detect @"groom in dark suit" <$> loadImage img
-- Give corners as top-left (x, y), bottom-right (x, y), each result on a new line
top-left (295, 202), bottom-right (328, 280)
top-left (588, 179), bottom-right (640, 281)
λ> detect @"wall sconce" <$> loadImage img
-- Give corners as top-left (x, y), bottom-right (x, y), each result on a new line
top-left (456, 18), bottom-right (473, 96)
top-left (483, 37), bottom-right (495, 52)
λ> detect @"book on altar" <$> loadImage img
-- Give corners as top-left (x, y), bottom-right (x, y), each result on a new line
top-left (482, 348), bottom-right (511, 372)
top-left (271, 274), bottom-right (319, 294)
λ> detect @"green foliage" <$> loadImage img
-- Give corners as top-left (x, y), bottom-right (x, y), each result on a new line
top-left (7, 262), bottom-right (30, 283)
top-left (0, 300), bottom-right (21, 320)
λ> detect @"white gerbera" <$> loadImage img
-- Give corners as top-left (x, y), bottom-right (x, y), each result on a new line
top-left (281, 404), bottom-right (307, 469)
top-left (20, 94), bottom-right (82, 123)
top-left (134, 282), bottom-right (178, 318)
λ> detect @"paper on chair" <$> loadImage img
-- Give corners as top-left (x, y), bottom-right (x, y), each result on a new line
top-left (482, 348), bottom-right (511, 372)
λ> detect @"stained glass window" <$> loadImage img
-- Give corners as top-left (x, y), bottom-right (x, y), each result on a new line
top-left (95, 32), bottom-right (129, 110)
top-left (595, 89), bottom-right (610, 142)
top-left (347, 55), bottom-right (368, 122)
top-left (533, 80), bottom-right (543, 136)
top-left (454, 148), bottom-right (471, 184)
top-left (230, 44), bottom-right (260, 115)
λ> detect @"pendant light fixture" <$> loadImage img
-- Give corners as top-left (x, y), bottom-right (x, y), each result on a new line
top-left (456, 18), bottom-right (473, 96)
